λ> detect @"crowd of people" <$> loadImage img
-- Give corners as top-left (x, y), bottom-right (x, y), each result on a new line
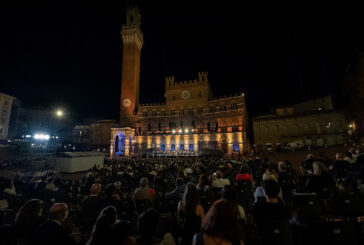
top-left (0, 148), bottom-right (364, 245)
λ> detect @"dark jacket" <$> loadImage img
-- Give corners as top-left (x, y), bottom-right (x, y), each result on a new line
top-left (33, 220), bottom-right (74, 245)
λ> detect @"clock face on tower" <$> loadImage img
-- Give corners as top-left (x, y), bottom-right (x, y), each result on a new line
top-left (123, 98), bottom-right (131, 107)
top-left (181, 90), bottom-right (191, 99)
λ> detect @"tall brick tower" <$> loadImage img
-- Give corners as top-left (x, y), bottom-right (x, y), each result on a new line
top-left (120, 6), bottom-right (143, 127)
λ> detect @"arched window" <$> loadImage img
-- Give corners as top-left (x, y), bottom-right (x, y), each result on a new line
top-left (233, 143), bottom-right (239, 152)
top-left (189, 144), bottom-right (194, 151)
top-left (180, 144), bottom-right (185, 150)
top-left (161, 144), bottom-right (165, 151)
top-left (171, 144), bottom-right (176, 151)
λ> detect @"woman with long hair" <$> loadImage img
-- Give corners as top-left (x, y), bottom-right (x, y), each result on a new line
top-left (178, 183), bottom-right (204, 245)
top-left (87, 206), bottom-right (117, 245)
top-left (14, 199), bottom-right (44, 244)
top-left (193, 199), bottom-right (244, 245)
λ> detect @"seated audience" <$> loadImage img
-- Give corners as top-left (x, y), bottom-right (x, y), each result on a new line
top-left (235, 165), bottom-right (253, 183)
top-left (82, 183), bottom-right (105, 232)
top-left (178, 183), bottom-right (204, 245)
top-left (193, 199), bottom-right (245, 245)
top-left (14, 199), bottom-right (44, 244)
top-left (305, 161), bottom-right (336, 194)
top-left (211, 170), bottom-right (230, 188)
top-left (33, 203), bottom-right (80, 245)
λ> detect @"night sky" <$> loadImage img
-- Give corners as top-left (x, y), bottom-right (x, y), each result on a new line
top-left (1, 1), bottom-right (364, 123)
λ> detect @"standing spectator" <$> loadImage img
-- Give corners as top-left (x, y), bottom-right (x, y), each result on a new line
top-left (301, 154), bottom-right (315, 174)
top-left (252, 180), bottom-right (290, 233)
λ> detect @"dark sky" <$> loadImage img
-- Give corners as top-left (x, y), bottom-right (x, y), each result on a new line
top-left (1, 1), bottom-right (364, 123)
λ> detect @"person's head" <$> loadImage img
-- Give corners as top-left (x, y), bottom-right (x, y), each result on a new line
top-left (49, 203), bottom-right (68, 222)
top-left (215, 170), bottom-right (223, 179)
top-left (263, 180), bottom-right (280, 200)
top-left (239, 164), bottom-right (249, 174)
top-left (90, 183), bottom-right (102, 195)
top-left (183, 183), bottom-right (200, 215)
top-left (90, 206), bottom-right (117, 242)
top-left (335, 153), bottom-right (344, 161)
top-left (15, 199), bottom-right (43, 225)
top-left (278, 161), bottom-right (286, 172)
top-left (105, 183), bottom-right (116, 198)
top-left (137, 208), bottom-right (159, 243)
top-left (307, 154), bottom-right (314, 159)
top-left (201, 199), bottom-right (240, 241)
top-left (263, 168), bottom-right (278, 182)
top-left (198, 174), bottom-right (210, 188)
top-left (313, 161), bottom-right (325, 175)
top-left (140, 177), bottom-right (149, 188)
top-left (356, 148), bottom-right (362, 155)
top-left (221, 185), bottom-right (237, 203)
top-left (114, 181), bottom-right (121, 190)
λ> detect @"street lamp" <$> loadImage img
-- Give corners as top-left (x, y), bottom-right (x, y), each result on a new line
top-left (56, 110), bottom-right (63, 117)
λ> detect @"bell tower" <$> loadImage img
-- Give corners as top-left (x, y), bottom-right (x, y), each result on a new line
top-left (120, 5), bottom-right (143, 127)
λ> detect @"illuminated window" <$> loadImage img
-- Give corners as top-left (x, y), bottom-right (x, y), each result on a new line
top-left (189, 144), bottom-right (194, 151)
top-left (161, 144), bottom-right (165, 151)
top-left (231, 104), bottom-right (237, 110)
top-left (171, 144), bottom-right (176, 151)
top-left (233, 143), bottom-right (239, 152)
top-left (180, 144), bottom-right (185, 150)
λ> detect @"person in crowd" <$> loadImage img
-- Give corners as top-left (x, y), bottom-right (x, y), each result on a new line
top-left (305, 161), bottom-right (336, 194)
top-left (301, 154), bottom-right (315, 174)
top-left (82, 183), bottom-right (105, 232)
top-left (235, 165), bottom-right (253, 183)
top-left (211, 170), bottom-right (230, 188)
top-left (254, 170), bottom-right (283, 203)
top-left (192, 199), bottom-right (244, 245)
top-left (178, 183), bottom-right (204, 245)
top-left (87, 206), bottom-right (119, 245)
top-left (123, 208), bottom-right (175, 245)
top-left (14, 199), bottom-right (44, 244)
top-left (196, 174), bottom-right (210, 194)
top-left (277, 161), bottom-right (296, 200)
top-left (252, 180), bottom-right (290, 231)
top-left (221, 185), bottom-right (246, 221)
top-left (104, 183), bottom-right (123, 217)
top-left (33, 202), bottom-right (80, 245)
top-left (3, 179), bottom-right (16, 196)
top-left (133, 177), bottom-right (155, 204)
top-left (164, 177), bottom-right (185, 200)
top-left (45, 178), bottom-right (57, 192)
top-left (328, 153), bottom-right (350, 180)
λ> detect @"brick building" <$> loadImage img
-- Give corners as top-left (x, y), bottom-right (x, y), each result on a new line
top-left (111, 6), bottom-right (249, 157)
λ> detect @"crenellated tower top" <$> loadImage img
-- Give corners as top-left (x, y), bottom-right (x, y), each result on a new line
top-left (121, 5), bottom-right (143, 50)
